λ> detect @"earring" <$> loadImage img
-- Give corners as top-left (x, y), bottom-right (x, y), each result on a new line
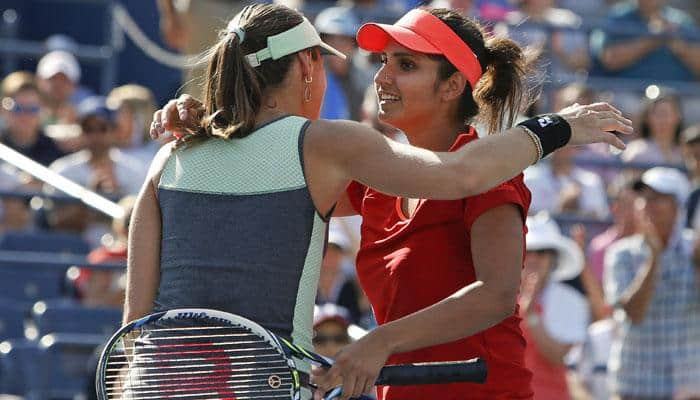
top-left (303, 85), bottom-right (312, 103)
top-left (303, 75), bottom-right (312, 103)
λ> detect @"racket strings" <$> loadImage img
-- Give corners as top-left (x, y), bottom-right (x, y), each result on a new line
top-left (102, 324), bottom-right (295, 400)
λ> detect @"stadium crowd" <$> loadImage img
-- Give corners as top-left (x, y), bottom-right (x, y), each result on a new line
top-left (0, 0), bottom-right (699, 399)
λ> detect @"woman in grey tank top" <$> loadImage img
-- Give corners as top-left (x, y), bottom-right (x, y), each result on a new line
top-left (129, 3), bottom-right (632, 399)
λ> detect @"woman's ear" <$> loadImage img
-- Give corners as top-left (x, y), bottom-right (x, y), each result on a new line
top-left (442, 71), bottom-right (467, 102)
top-left (296, 49), bottom-right (315, 81)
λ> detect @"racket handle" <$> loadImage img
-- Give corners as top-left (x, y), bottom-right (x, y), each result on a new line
top-left (375, 358), bottom-right (487, 386)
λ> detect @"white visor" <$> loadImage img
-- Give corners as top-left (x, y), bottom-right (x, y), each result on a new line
top-left (244, 17), bottom-right (347, 67)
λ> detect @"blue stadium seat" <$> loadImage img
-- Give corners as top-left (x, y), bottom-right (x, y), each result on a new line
top-left (0, 264), bottom-right (67, 305)
top-left (0, 230), bottom-right (90, 254)
top-left (31, 300), bottom-right (121, 337)
top-left (39, 333), bottom-right (106, 400)
top-left (0, 338), bottom-right (45, 399)
top-left (0, 301), bottom-right (27, 342)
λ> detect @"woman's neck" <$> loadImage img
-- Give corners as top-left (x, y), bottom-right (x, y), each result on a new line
top-left (401, 117), bottom-right (465, 152)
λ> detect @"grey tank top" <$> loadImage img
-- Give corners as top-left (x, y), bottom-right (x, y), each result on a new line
top-left (154, 116), bottom-right (326, 359)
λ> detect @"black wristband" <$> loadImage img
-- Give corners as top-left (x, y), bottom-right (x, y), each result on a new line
top-left (517, 114), bottom-right (572, 158)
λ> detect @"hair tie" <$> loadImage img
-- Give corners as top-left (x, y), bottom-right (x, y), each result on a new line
top-left (227, 21), bottom-right (246, 44)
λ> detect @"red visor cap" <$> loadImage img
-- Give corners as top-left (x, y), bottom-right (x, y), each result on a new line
top-left (356, 9), bottom-right (483, 89)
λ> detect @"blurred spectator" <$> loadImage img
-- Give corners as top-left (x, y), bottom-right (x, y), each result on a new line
top-left (36, 50), bottom-right (87, 124)
top-left (524, 146), bottom-right (609, 218)
top-left (587, 175), bottom-right (638, 286)
top-left (156, 0), bottom-right (253, 97)
top-left (576, 317), bottom-right (616, 400)
top-left (312, 303), bottom-right (352, 358)
top-left (520, 213), bottom-right (590, 400)
top-left (553, 84), bottom-right (619, 185)
top-left (106, 84), bottom-right (164, 166)
top-left (314, 6), bottom-right (363, 121)
top-left (604, 167), bottom-right (700, 400)
top-left (590, 0), bottom-right (700, 82)
top-left (0, 71), bottom-right (65, 166)
top-left (74, 195), bottom-right (134, 308)
top-left (503, 0), bottom-right (590, 83)
top-left (682, 124), bottom-right (700, 229)
top-left (316, 221), bottom-right (365, 324)
top-left (0, 164), bottom-right (33, 235)
top-left (429, 0), bottom-right (476, 17)
top-left (48, 96), bottom-right (147, 197)
top-left (622, 91), bottom-right (685, 166)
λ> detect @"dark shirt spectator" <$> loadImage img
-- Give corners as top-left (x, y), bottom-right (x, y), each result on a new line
top-left (590, 0), bottom-right (700, 82)
top-left (0, 71), bottom-right (65, 166)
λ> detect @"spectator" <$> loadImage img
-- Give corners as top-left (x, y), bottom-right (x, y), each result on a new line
top-left (106, 84), bottom-right (164, 166)
top-left (36, 50), bottom-right (85, 124)
top-left (622, 91), bottom-right (685, 166)
top-left (524, 145), bottom-right (609, 218)
top-left (590, 0), bottom-right (700, 82)
top-left (314, 6), bottom-right (363, 121)
top-left (553, 84), bottom-right (618, 185)
top-left (587, 174), bottom-right (638, 286)
top-left (156, 0), bottom-right (254, 97)
top-left (682, 124), bottom-right (700, 228)
top-left (520, 213), bottom-right (590, 400)
top-left (49, 96), bottom-right (147, 197)
top-left (0, 71), bottom-right (65, 166)
top-left (503, 0), bottom-right (590, 83)
top-left (0, 164), bottom-right (33, 235)
top-left (316, 221), bottom-right (365, 324)
top-left (312, 303), bottom-right (353, 358)
top-left (74, 195), bottom-right (134, 307)
top-left (605, 167), bottom-right (700, 400)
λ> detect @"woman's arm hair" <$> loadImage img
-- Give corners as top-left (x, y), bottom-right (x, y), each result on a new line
top-left (122, 144), bottom-right (172, 325)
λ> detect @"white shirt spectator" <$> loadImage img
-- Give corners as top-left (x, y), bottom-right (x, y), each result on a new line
top-left (541, 281), bottom-right (590, 344)
top-left (49, 148), bottom-right (147, 195)
top-left (525, 163), bottom-right (609, 218)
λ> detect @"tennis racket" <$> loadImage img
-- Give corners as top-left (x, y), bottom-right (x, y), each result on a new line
top-left (96, 308), bottom-right (487, 400)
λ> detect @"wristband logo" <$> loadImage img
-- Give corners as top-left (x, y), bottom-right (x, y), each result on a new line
top-left (537, 116), bottom-right (554, 128)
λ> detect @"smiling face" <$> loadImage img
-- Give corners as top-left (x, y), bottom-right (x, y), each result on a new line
top-left (373, 40), bottom-right (446, 133)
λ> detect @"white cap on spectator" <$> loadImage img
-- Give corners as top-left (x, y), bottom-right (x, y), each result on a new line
top-left (526, 213), bottom-right (584, 282)
top-left (313, 303), bottom-right (351, 328)
top-left (37, 50), bottom-right (81, 83)
top-left (314, 6), bottom-right (360, 37)
top-left (633, 167), bottom-right (689, 205)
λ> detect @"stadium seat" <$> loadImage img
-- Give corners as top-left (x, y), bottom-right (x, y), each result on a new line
top-left (39, 333), bottom-right (106, 400)
top-left (0, 338), bottom-right (45, 400)
top-left (30, 299), bottom-right (121, 337)
top-left (0, 301), bottom-right (27, 342)
top-left (0, 230), bottom-right (90, 254)
top-left (0, 264), bottom-right (68, 305)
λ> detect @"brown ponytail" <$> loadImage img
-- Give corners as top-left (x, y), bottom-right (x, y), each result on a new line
top-left (427, 8), bottom-right (534, 135)
top-left (474, 36), bottom-right (530, 134)
top-left (178, 4), bottom-right (304, 147)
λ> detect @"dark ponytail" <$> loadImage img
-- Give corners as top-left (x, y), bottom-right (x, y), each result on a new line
top-left (427, 8), bottom-right (533, 135)
top-left (474, 37), bottom-right (529, 134)
top-left (178, 4), bottom-right (304, 147)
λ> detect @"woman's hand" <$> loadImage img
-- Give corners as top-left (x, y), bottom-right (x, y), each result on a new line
top-left (559, 102), bottom-right (634, 150)
top-left (149, 94), bottom-right (204, 139)
top-left (312, 331), bottom-right (393, 400)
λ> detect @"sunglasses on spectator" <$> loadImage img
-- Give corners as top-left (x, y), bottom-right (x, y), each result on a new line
top-left (312, 333), bottom-right (350, 345)
top-left (1, 97), bottom-right (41, 115)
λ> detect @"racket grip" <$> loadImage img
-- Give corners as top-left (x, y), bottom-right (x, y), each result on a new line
top-left (375, 358), bottom-right (487, 386)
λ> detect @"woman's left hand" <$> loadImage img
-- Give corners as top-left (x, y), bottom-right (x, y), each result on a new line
top-left (312, 331), bottom-right (392, 400)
